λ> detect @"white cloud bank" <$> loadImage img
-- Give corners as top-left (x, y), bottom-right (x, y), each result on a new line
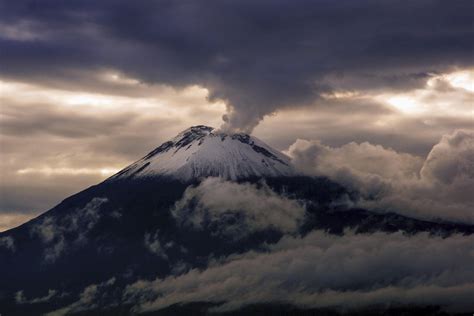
top-left (172, 178), bottom-right (306, 239)
top-left (287, 130), bottom-right (474, 224)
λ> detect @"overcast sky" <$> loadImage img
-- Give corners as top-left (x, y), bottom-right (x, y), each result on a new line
top-left (0, 0), bottom-right (473, 231)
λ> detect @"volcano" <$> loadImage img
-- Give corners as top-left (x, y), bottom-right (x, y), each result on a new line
top-left (1, 126), bottom-right (473, 315)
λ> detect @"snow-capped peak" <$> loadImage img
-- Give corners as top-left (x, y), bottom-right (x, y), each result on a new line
top-left (109, 125), bottom-right (296, 181)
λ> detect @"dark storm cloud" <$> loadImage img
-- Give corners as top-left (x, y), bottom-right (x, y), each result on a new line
top-left (1, 0), bottom-right (472, 131)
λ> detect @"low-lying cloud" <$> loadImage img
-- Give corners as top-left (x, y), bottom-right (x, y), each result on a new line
top-left (30, 197), bottom-right (108, 262)
top-left (0, 236), bottom-right (15, 251)
top-left (16, 289), bottom-right (57, 304)
top-left (287, 129), bottom-right (474, 223)
top-left (172, 178), bottom-right (305, 239)
top-left (125, 230), bottom-right (474, 313)
top-left (45, 278), bottom-right (116, 316)
top-left (144, 230), bottom-right (168, 259)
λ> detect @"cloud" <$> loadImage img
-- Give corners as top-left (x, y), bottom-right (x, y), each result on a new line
top-left (421, 130), bottom-right (474, 187)
top-left (172, 178), bottom-right (305, 239)
top-left (0, 235), bottom-right (15, 251)
top-left (30, 197), bottom-right (108, 262)
top-left (125, 230), bottom-right (474, 313)
top-left (1, 0), bottom-right (472, 132)
top-left (144, 230), bottom-right (168, 259)
top-left (0, 99), bottom-right (137, 139)
top-left (254, 69), bottom-right (474, 156)
top-left (45, 278), bottom-right (116, 316)
top-left (287, 139), bottom-right (424, 196)
top-left (15, 289), bottom-right (57, 304)
top-left (287, 130), bottom-right (474, 223)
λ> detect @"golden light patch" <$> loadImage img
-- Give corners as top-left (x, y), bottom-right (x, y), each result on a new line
top-left (16, 167), bottom-right (120, 176)
top-left (436, 69), bottom-right (474, 92)
top-left (375, 69), bottom-right (473, 117)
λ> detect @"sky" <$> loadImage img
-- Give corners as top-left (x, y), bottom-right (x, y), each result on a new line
top-left (0, 0), bottom-right (473, 231)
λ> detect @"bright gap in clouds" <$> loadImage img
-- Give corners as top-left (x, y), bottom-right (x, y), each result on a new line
top-left (441, 70), bottom-right (474, 92)
top-left (16, 167), bottom-right (120, 177)
top-left (376, 69), bottom-right (474, 116)
top-left (255, 68), bottom-right (473, 156)
top-left (316, 69), bottom-right (474, 116)
top-left (0, 78), bottom-right (225, 114)
top-left (384, 96), bottom-right (421, 114)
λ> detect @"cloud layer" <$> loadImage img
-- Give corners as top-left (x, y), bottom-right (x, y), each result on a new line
top-left (172, 178), bottom-right (305, 239)
top-left (1, 0), bottom-right (472, 132)
top-left (125, 230), bottom-right (474, 313)
top-left (288, 130), bottom-right (474, 223)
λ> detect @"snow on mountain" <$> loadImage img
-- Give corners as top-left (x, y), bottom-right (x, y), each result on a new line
top-left (109, 125), bottom-right (296, 181)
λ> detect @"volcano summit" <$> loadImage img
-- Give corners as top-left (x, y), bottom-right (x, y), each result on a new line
top-left (110, 125), bottom-right (296, 181)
